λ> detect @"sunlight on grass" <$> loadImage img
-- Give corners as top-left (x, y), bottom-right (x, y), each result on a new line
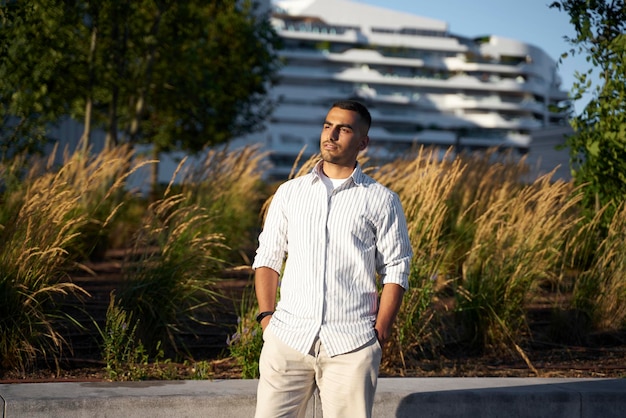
top-left (1, 142), bottom-right (624, 378)
top-left (0, 145), bottom-right (147, 372)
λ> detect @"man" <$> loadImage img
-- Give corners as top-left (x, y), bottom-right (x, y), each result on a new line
top-left (253, 100), bottom-right (413, 418)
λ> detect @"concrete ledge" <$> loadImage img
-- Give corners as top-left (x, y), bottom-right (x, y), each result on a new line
top-left (2, 377), bottom-right (625, 417)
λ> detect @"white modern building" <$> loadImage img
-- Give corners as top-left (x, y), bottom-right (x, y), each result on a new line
top-left (235, 0), bottom-right (572, 180)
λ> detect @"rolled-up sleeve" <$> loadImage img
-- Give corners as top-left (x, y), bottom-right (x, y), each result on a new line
top-left (375, 192), bottom-right (413, 290)
top-left (252, 185), bottom-right (288, 274)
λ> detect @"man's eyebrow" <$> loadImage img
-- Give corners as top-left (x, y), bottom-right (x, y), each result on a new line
top-left (323, 120), bottom-right (354, 130)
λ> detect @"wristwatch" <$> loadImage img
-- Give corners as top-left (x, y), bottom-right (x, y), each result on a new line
top-left (256, 311), bottom-right (274, 323)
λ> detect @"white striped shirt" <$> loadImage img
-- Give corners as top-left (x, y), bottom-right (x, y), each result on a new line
top-left (252, 161), bottom-right (413, 357)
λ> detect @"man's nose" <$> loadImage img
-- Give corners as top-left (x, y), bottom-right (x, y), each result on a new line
top-left (328, 127), bottom-right (339, 141)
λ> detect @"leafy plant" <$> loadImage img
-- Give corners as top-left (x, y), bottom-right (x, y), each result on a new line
top-left (0, 0), bottom-right (281, 195)
top-left (551, 0), bottom-right (626, 230)
top-left (189, 360), bottom-right (214, 380)
top-left (100, 292), bottom-right (149, 381)
top-left (228, 289), bottom-right (263, 379)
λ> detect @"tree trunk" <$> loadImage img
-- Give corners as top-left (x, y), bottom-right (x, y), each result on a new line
top-left (150, 144), bottom-right (161, 202)
top-left (80, 25), bottom-right (98, 154)
top-left (105, 86), bottom-right (119, 151)
top-left (128, 8), bottom-right (163, 143)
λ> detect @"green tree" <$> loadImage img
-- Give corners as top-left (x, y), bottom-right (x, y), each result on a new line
top-left (0, 0), bottom-right (281, 184)
top-left (0, 1), bottom-right (85, 159)
top-left (551, 0), bottom-right (626, 227)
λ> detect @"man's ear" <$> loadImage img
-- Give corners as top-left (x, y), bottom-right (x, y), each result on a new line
top-left (360, 135), bottom-right (370, 150)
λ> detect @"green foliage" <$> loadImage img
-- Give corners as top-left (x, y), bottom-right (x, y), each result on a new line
top-left (139, 1), bottom-right (282, 153)
top-left (189, 360), bottom-right (214, 380)
top-left (0, 0), bottom-right (281, 158)
top-left (228, 290), bottom-right (263, 379)
top-left (0, 0), bottom-right (83, 158)
top-left (391, 274), bottom-right (437, 366)
top-left (100, 292), bottom-right (180, 381)
top-left (101, 293), bottom-right (150, 381)
top-left (551, 0), bottom-right (626, 229)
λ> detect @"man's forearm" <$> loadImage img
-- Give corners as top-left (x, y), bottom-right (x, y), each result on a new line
top-left (375, 283), bottom-right (405, 344)
top-left (255, 266), bottom-right (279, 329)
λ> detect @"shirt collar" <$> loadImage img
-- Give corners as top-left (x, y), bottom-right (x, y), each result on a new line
top-left (311, 160), bottom-right (366, 186)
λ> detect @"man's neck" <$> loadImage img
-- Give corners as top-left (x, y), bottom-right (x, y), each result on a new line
top-left (322, 161), bottom-right (354, 179)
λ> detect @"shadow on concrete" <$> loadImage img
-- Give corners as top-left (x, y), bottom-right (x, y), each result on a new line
top-left (394, 378), bottom-right (626, 418)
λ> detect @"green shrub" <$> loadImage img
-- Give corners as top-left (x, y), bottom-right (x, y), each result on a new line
top-left (101, 293), bottom-right (150, 381)
top-left (228, 290), bottom-right (263, 379)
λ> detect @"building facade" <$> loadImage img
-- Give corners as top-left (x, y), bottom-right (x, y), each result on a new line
top-left (235, 0), bottom-right (571, 179)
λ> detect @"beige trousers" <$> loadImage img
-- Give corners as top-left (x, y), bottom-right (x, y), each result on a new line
top-left (255, 327), bottom-right (382, 418)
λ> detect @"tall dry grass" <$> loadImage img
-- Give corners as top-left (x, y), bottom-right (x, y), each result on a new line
top-left (373, 147), bottom-right (465, 367)
top-left (228, 149), bottom-right (320, 377)
top-left (52, 144), bottom-right (151, 259)
top-left (0, 169), bottom-right (88, 371)
top-left (182, 145), bottom-right (269, 265)
top-left (444, 151), bottom-right (533, 279)
top-left (0, 145), bottom-right (145, 371)
top-left (118, 146), bottom-right (267, 357)
top-left (449, 150), bottom-right (531, 223)
top-left (231, 147), bottom-right (592, 375)
top-left (571, 201), bottom-right (626, 331)
top-left (370, 148), bottom-right (590, 373)
top-left (457, 170), bottom-right (582, 362)
top-left (119, 171), bottom-right (226, 355)
top-left (4, 140), bottom-right (624, 378)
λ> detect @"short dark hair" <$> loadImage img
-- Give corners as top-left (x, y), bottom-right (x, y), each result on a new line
top-left (331, 100), bottom-right (371, 131)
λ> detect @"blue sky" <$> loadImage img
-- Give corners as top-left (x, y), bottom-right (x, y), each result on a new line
top-left (356, 0), bottom-right (594, 112)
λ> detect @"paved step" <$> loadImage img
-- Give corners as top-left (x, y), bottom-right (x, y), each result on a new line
top-left (1, 377), bottom-right (625, 417)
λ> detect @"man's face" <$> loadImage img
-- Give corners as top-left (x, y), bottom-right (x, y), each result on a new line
top-left (319, 107), bottom-right (369, 169)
